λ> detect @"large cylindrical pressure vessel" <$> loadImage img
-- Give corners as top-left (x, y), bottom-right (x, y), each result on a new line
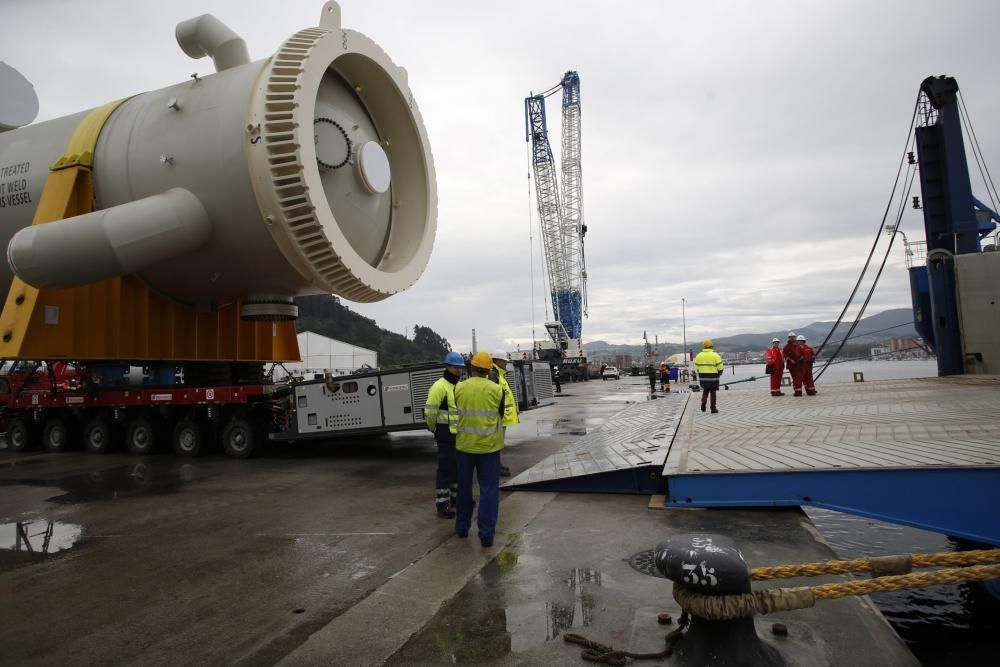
top-left (0, 2), bottom-right (435, 320)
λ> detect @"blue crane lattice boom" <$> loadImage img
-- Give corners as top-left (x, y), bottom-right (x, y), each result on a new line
top-left (525, 71), bottom-right (588, 340)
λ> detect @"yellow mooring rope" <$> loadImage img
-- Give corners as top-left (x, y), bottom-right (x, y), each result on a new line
top-left (671, 549), bottom-right (1000, 621)
top-left (750, 548), bottom-right (1000, 580)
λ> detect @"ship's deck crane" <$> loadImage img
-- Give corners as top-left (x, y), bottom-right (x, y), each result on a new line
top-left (525, 72), bottom-right (588, 356)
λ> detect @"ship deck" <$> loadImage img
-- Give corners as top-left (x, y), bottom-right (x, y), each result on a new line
top-left (508, 375), bottom-right (1000, 545)
top-left (666, 375), bottom-right (1000, 475)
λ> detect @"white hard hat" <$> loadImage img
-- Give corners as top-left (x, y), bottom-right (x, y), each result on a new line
top-left (491, 349), bottom-right (509, 360)
top-left (771, 337), bottom-right (780, 343)
top-left (796, 335), bottom-right (806, 341)
top-left (787, 331), bottom-right (796, 338)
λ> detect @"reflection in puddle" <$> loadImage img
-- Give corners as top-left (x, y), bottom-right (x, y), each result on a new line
top-left (601, 393), bottom-right (647, 402)
top-left (534, 418), bottom-right (593, 437)
top-left (0, 520), bottom-right (82, 571)
top-left (505, 568), bottom-right (602, 652)
top-left (0, 462), bottom-right (195, 504)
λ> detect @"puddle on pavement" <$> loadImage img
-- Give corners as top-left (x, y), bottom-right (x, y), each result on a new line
top-left (505, 567), bottom-right (603, 651)
top-left (0, 462), bottom-right (196, 505)
top-left (0, 520), bottom-right (82, 571)
top-left (392, 562), bottom-right (605, 663)
top-left (534, 417), bottom-right (604, 437)
top-left (601, 393), bottom-right (647, 402)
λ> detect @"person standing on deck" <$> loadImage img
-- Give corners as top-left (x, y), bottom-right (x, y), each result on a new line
top-left (489, 350), bottom-right (518, 478)
top-left (455, 351), bottom-right (506, 547)
top-left (646, 364), bottom-right (657, 394)
top-left (424, 352), bottom-right (465, 518)
top-left (797, 334), bottom-right (818, 396)
top-left (765, 338), bottom-right (785, 396)
top-left (659, 362), bottom-right (670, 393)
top-left (694, 340), bottom-right (725, 413)
top-left (783, 332), bottom-right (803, 396)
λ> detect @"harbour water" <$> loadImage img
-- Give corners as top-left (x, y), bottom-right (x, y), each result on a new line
top-left (715, 358), bottom-right (939, 389)
top-left (688, 358), bottom-right (997, 665)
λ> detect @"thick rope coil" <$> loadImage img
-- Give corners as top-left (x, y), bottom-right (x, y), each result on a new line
top-left (673, 584), bottom-right (816, 620)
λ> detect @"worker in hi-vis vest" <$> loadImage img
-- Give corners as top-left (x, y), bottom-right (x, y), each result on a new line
top-left (454, 351), bottom-right (506, 547)
top-left (489, 349), bottom-right (518, 478)
top-left (694, 340), bottom-right (725, 413)
top-left (424, 351), bottom-right (466, 518)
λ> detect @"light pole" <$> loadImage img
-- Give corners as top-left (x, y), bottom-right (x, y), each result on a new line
top-left (681, 298), bottom-right (687, 363)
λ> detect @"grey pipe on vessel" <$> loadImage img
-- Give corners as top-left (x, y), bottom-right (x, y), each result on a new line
top-left (7, 188), bottom-right (211, 290)
top-left (175, 14), bottom-right (250, 72)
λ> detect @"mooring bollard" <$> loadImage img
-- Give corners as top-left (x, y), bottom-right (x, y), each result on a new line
top-left (655, 534), bottom-right (783, 666)
top-left (853, 372), bottom-right (865, 382)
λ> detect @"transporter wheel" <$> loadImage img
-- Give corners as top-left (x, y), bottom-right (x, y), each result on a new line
top-left (125, 416), bottom-right (157, 456)
top-left (6, 417), bottom-right (32, 452)
top-left (222, 416), bottom-right (255, 459)
top-left (42, 416), bottom-right (73, 453)
top-left (172, 418), bottom-right (204, 458)
top-left (83, 416), bottom-right (114, 454)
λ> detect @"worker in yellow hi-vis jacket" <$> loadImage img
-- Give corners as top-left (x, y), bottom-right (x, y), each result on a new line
top-left (694, 340), bottom-right (724, 414)
top-left (489, 349), bottom-right (518, 478)
top-left (455, 351), bottom-right (506, 547)
top-left (423, 351), bottom-right (466, 518)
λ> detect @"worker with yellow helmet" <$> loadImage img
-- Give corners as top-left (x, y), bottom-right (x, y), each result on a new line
top-left (454, 351), bottom-right (506, 547)
top-left (489, 349), bottom-right (518, 478)
top-left (693, 339), bottom-right (725, 413)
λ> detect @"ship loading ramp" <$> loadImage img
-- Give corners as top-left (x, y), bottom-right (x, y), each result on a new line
top-left (504, 375), bottom-right (1000, 546)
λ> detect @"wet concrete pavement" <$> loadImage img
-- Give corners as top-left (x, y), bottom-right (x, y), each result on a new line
top-left (0, 376), bottom-right (916, 665)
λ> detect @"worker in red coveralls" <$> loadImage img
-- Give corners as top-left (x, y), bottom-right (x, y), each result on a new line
top-left (783, 332), bottom-right (803, 396)
top-left (765, 338), bottom-right (785, 396)
top-left (797, 335), bottom-right (818, 396)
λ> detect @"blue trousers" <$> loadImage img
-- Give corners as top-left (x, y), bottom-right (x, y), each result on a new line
top-left (455, 450), bottom-right (501, 541)
top-left (435, 435), bottom-right (458, 510)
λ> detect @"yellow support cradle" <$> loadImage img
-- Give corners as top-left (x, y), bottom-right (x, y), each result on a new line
top-left (0, 103), bottom-right (299, 363)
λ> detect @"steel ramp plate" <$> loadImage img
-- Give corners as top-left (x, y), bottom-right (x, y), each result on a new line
top-left (663, 375), bottom-right (1000, 545)
top-left (503, 395), bottom-right (688, 493)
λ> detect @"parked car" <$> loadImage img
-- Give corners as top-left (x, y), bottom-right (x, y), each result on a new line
top-left (602, 366), bottom-right (619, 380)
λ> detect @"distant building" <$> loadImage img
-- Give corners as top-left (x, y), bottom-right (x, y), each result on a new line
top-left (277, 331), bottom-right (378, 379)
top-left (890, 337), bottom-right (919, 352)
top-left (870, 346), bottom-right (890, 359)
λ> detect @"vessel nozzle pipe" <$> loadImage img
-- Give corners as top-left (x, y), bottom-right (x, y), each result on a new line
top-left (175, 14), bottom-right (250, 72)
top-left (7, 188), bottom-right (211, 290)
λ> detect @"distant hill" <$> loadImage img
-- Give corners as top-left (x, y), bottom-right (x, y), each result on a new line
top-left (584, 308), bottom-right (916, 358)
top-left (711, 308), bottom-right (916, 351)
top-left (295, 295), bottom-right (451, 368)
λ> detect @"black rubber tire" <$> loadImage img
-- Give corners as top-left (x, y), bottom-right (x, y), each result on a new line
top-left (83, 416), bottom-right (114, 454)
top-left (6, 417), bottom-right (31, 452)
top-left (172, 418), bottom-right (204, 457)
top-left (42, 417), bottom-right (73, 453)
top-left (125, 416), bottom-right (157, 456)
top-left (221, 416), bottom-right (255, 459)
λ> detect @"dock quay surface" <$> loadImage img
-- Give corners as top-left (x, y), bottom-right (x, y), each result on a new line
top-left (0, 376), bottom-right (930, 665)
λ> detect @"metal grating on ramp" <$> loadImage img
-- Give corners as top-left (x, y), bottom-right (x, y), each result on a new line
top-left (504, 394), bottom-right (688, 493)
top-left (664, 375), bottom-right (1000, 545)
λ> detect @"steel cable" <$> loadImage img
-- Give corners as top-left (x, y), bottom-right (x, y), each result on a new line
top-left (814, 95), bottom-right (921, 359)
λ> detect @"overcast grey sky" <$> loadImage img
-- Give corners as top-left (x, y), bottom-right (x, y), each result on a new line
top-left (7, 0), bottom-right (999, 353)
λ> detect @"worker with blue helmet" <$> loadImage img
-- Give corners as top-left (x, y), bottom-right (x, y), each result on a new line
top-left (423, 351), bottom-right (466, 517)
